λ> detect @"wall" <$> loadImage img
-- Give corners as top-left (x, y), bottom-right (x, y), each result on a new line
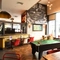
top-left (47, 0), bottom-right (60, 15)
top-left (27, 3), bottom-right (47, 40)
top-left (26, 3), bottom-right (47, 40)
top-left (27, 24), bottom-right (45, 40)
top-left (11, 13), bottom-right (21, 23)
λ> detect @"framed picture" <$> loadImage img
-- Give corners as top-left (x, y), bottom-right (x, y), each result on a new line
top-left (32, 24), bottom-right (43, 31)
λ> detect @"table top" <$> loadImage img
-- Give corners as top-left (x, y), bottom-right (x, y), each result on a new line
top-left (32, 40), bottom-right (60, 46)
top-left (44, 52), bottom-right (60, 60)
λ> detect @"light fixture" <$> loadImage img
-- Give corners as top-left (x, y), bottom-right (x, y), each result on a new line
top-left (0, 11), bottom-right (11, 18)
top-left (17, 2), bottom-right (23, 5)
top-left (28, 23), bottom-right (31, 28)
top-left (10, 18), bottom-right (14, 20)
top-left (47, 0), bottom-right (53, 10)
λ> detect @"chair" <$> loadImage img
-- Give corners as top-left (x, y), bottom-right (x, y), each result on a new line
top-left (28, 37), bottom-right (34, 42)
top-left (3, 52), bottom-right (21, 60)
top-left (12, 39), bottom-right (20, 47)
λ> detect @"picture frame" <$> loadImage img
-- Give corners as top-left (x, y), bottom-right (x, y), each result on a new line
top-left (32, 24), bottom-right (43, 31)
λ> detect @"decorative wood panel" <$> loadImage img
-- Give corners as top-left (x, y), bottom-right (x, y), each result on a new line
top-left (0, 11), bottom-right (11, 19)
top-left (49, 13), bottom-right (56, 20)
top-left (21, 12), bottom-right (27, 23)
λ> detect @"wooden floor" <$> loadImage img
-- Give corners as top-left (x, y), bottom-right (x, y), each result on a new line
top-left (0, 44), bottom-right (45, 60)
top-left (0, 44), bottom-right (60, 60)
top-left (44, 52), bottom-right (60, 60)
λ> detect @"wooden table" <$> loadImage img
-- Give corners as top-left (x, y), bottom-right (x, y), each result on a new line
top-left (44, 52), bottom-right (60, 60)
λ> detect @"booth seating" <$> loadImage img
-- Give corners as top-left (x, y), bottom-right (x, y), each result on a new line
top-left (28, 37), bottom-right (34, 42)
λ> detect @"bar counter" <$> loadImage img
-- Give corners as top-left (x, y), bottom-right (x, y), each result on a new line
top-left (0, 33), bottom-right (29, 49)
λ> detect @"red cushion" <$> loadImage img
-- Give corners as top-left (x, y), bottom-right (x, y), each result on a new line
top-left (47, 50), bottom-right (54, 54)
top-left (47, 49), bottom-right (60, 54)
top-left (28, 37), bottom-right (34, 42)
top-left (13, 39), bottom-right (20, 46)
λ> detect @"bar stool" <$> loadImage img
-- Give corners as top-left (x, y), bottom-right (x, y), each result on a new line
top-left (3, 52), bottom-right (21, 60)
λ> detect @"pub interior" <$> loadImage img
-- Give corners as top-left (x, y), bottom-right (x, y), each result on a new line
top-left (0, 0), bottom-right (60, 60)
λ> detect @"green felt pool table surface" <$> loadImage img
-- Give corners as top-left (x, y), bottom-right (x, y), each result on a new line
top-left (32, 40), bottom-right (60, 45)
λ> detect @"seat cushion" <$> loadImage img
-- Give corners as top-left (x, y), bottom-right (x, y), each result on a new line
top-left (13, 39), bottom-right (20, 46)
top-left (47, 49), bottom-right (60, 54)
top-left (28, 37), bottom-right (34, 42)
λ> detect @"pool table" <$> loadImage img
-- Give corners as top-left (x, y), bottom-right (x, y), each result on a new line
top-left (30, 40), bottom-right (60, 60)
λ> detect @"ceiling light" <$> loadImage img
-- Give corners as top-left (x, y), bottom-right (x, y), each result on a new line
top-left (0, 11), bottom-right (11, 19)
top-left (17, 2), bottom-right (23, 5)
top-left (47, 0), bottom-right (53, 10)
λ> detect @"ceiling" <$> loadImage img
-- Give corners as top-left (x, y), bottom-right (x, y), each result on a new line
top-left (0, 0), bottom-right (55, 14)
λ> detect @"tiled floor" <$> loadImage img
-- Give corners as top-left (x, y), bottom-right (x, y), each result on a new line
top-left (0, 44), bottom-right (45, 60)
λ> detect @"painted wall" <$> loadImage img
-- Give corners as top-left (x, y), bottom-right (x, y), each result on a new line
top-left (47, 0), bottom-right (60, 15)
top-left (26, 3), bottom-right (47, 40)
top-left (27, 24), bottom-right (45, 40)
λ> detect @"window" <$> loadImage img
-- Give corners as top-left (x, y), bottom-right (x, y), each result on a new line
top-left (13, 24), bottom-right (21, 32)
top-left (5, 23), bottom-right (12, 29)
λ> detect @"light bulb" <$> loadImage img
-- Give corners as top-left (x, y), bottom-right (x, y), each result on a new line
top-left (50, 4), bottom-right (53, 6)
top-left (47, 0), bottom-right (53, 10)
top-left (49, 7), bottom-right (51, 10)
top-left (48, 1), bottom-right (50, 4)
top-left (47, 4), bottom-right (49, 6)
